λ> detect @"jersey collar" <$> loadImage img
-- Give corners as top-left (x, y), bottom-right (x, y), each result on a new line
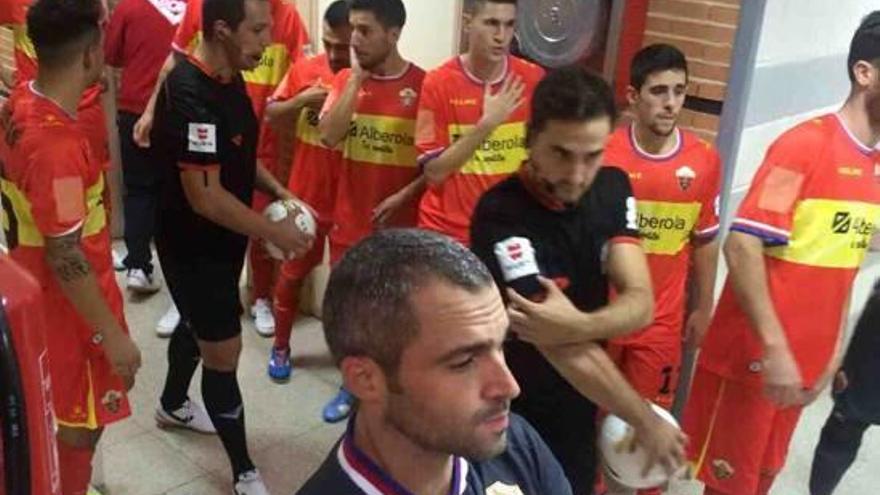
top-left (27, 82), bottom-right (76, 121)
top-left (628, 123), bottom-right (682, 162)
top-left (337, 418), bottom-right (469, 495)
top-left (458, 55), bottom-right (509, 87)
top-left (834, 112), bottom-right (877, 156)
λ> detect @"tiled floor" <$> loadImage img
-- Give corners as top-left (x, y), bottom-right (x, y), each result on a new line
top-left (99, 248), bottom-right (880, 495)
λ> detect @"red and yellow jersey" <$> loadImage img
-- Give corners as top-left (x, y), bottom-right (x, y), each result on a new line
top-left (325, 64), bottom-right (426, 248)
top-left (605, 124), bottom-right (721, 339)
top-left (415, 55), bottom-right (544, 246)
top-left (701, 114), bottom-right (880, 387)
top-left (2, 0), bottom-right (108, 163)
top-left (0, 83), bottom-right (124, 356)
top-left (172, 0), bottom-right (309, 121)
top-left (266, 53), bottom-right (340, 225)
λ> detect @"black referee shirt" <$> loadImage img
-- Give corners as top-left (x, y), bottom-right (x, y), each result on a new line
top-left (470, 165), bottom-right (640, 492)
top-left (154, 56), bottom-right (258, 261)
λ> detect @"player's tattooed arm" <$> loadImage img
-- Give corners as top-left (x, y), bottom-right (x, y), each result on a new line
top-left (44, 229), bottom-right (92, 281)
top-left (45, 229), bottom-right (142, 380)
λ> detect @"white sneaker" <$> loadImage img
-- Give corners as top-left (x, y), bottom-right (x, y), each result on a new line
top-left (155, 399), bottom-right (216, 434)
top-left (112, 249), bottom-right (126, 272)
top-left (126, 268), bottom-right (161, 294)
top-left (156, 304), bottom-right (180, 338)
top-left (250, 298), bottom-right (275, 337)
top-left (234, 470), bottom-right (271, 495)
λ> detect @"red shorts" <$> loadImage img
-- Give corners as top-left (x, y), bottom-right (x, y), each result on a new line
top-left (683, 366), bottom-right (802, 495)
top-left (607, 325), bottom-right (682, 409)
top-left (45, 291), bottom-right (131, 430)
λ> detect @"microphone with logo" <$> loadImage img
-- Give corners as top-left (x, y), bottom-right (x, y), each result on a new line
top-left (494, 236), bottom-right (546, 302)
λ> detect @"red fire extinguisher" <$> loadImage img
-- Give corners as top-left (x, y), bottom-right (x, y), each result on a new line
top-left (0, 252), bottom-right (61, 495)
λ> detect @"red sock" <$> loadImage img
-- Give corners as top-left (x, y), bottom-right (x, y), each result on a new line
top-left (57, 442), bottom-right (94, 495)
top-left (250, 241), bottom-right (276, 301)
top-left (272, 275), bottom-right (303, 350)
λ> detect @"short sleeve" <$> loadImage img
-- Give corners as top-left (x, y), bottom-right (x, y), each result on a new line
top-left (693, 147), bottom-right (722, 240)
top-left (599, 167), bottom-right (640, 244)
top-left (470, 189), bottom-right (534, 295)
top-left (730, 133), bottom-right (811, 246)
top-left (159, 72), bottom-right (222, 169)
top-left (171, 0), bottom-right (201, 54)
top-left (319, 69), bottom-right (351, 119)
top-left (23, 139), bottom-right (91, 237)
top-left (415, 73), bottom-right (450, 169)
top-left (103, 0), bottom-right (128, 68)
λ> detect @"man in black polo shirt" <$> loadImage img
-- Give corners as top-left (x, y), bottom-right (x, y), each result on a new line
top-left (298, 229), bottom-right (572, 495)
top-left (470, 66), bottom-right (686, 494)
top-left (152, 0), bottom-right (313, 493)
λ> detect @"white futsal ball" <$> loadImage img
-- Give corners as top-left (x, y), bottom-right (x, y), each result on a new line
top-left (599, 403), bottom-right (683, 489)
top-left (263, 199), bottom-right (317, 260)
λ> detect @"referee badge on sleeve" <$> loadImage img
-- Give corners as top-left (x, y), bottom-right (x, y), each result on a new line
top-left (188, 123), bottom-right (217, 154)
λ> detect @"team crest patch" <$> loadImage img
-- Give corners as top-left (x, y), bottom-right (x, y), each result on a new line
top-left (147, 0), bottom-right (186, 24)
top-left (711, 458), bottom-right (735, 480)
top-left (101, 390), bottom-right (124, 414)
top-left (399, 87), bottom-right (418, 107)
top-left (874, 163), bottom-right (880, 184)
top-left (675, 166), bottom-right (696, 191)
top-left (188, 123), bottom-right (217, 154)
top-left (485, 482), bottom-right (525, 495)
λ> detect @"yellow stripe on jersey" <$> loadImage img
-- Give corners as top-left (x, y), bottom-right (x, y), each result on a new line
top-left (11, 25), bottom-right (36, 60)
top-left (242, 43), bottom-right (290, 87)
top-left (766, 199), bottom-right (880, 269)
top-left (451, 121), bottom-right (527, 176)
top-left (184, 32), bottom-right (203, 54)
top-left (345, 114), bottom-right (417, 168)
top-left (636, 200), bottom-right (701, 255)
top-left (1, 175), bottom-right (107, 246)
top-left (295, 108), bottom-right (323, 147)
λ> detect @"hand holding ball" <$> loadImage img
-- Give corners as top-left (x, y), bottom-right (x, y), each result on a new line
top-left (263, 199), bottom-right (317, 260)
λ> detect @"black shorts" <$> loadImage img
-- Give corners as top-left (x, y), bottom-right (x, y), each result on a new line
top-left (157, 246), bottom-right (245, 342)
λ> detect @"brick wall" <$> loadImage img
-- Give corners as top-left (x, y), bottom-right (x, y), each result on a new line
top-left (641, 0), bottom-right (741, 142)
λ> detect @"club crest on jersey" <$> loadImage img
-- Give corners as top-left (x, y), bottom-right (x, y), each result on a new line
top-left (675, 166), bottom-right (696, 191)
top-left (874, 163), bottom-right (880, 183)
top-left (399, 87), bottom-right (418, 107)
top-left (148, 0), bottom-right (186, 24)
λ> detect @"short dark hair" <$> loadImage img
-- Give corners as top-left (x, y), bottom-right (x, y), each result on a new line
top-left (527, 66), bottom-right (617, 144)
top-left (203, 0), bottom-right (265, 40)
top-left (323, 229), bottom-right (494, 375)
top-left (629, 43), bottom-right (688, 90)
top-left (464, 0), bottom-right (517, 14)
top-left (26, 0), bottom-right (102, 67)
top-left (324, 0), bottom-right (351, 30)
top-left (848, 11), bottom-right (880, 83)
top-left (350, 0), bottom-right (406, 30)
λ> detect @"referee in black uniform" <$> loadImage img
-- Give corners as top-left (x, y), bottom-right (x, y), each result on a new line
top-left (471, 66), bottom-right (686, 494)
top-left (151, 0), bottom-right (313, 493)
top-left (811, 279), bottom-right (880, 495)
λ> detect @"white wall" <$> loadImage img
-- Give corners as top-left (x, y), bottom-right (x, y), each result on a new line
top-left (316, 0), bottom-right (459, 70)
top-left (729, 2), bottom-right (877, 193)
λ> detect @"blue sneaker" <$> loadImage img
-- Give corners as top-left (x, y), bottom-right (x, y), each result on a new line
top-left (267, 347), bottom-right (292, 382)
top-left (322, 387), bottom-right (355, 423)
